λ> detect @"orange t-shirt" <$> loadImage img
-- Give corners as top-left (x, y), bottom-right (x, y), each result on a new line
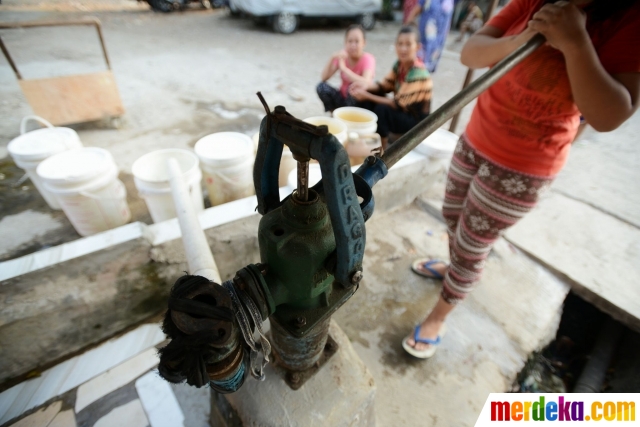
top-left (465, 0), bottom-right (640, 176)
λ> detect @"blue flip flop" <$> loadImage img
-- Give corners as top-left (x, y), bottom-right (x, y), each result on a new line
top-left (411, 258), bottom-right (447, 280)
top-left (402, 323), bottom-right (447, 359)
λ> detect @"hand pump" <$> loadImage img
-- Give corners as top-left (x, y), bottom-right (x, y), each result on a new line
top-left (158, 34), bottom-right (546, 392)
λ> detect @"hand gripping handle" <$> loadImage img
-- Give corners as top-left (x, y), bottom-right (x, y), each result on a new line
top-left (253, 104), bottom-right (365, 287)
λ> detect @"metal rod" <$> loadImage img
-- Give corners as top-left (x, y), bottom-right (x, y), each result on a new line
top-left (297, 161), bottom-right (309, 202)
top-left (381, 34), bottom-right (545, 169)
top-left (167, 158), bottom-right (221, 283)
top-left (0, 18), bottom-right (101, 29)
top-left (0, 18), bottom-right (111, 73)
top-left (448, 0), bottom-right (501, 133)
top-left (0, 37), bottom-right (21, 79)
top-left (94, 21), bottom-right (112, 70)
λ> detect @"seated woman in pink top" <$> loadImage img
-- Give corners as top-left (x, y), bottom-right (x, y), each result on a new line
top-left (317, 24), bottom-right (376, 112)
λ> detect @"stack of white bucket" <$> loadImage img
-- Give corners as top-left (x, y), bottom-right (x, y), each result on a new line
top-left (14, 116), bottom-right (395, 235)
top-left (8, 116), bottom-right (131, 237)
top-left (132, 149), bottom-right (204, 223)
top-left (194, 132), bottom-right (255, 206)
top-left (131, 132), bottom-right (256, 224)
top-left (7, 116), bottom-right (83, 210)
top-left (37, 147), bottom-right (131, 236)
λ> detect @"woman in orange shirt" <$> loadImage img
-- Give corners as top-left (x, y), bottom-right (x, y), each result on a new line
top-left (404, 0), bottom-right (640, 359)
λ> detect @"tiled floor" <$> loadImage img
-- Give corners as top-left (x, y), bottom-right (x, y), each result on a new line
top-left (92, 400), bottom-right (148, 427)
top-left (0, 323), bottom-right (194, 427)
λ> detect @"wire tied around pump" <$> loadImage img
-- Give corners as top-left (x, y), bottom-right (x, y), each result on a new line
top-left (223, 280), bottom-right (271, 381)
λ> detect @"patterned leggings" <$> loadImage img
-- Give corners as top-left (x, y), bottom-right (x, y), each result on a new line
top-left (441, 135), bottom-right (554, 304)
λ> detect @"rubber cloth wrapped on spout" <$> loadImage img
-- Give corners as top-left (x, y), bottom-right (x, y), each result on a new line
top-left (157, 275), bottom-right (234, 388)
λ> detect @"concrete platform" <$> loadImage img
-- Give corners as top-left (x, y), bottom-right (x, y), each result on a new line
top-left (418, 127), bottom-right (640, 334)
top-left (333, 202), bottom-right (570, 427)
top-left (0, 149), bottom-right (441, 386)
top-left (218, 321), bottom-right (376, 427)
top-left (0, 201), bottom-right (571, 427)
top-left (1, 4), bottom-right (636, 424)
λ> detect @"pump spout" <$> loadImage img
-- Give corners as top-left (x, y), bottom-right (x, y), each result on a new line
top-left (157, 158), bottom-right (245, 393)
top-left (167, 158), bottom-right (221, 282)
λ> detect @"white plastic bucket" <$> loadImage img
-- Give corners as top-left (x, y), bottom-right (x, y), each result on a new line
top-left (333, 107), bottom-right (378, 136)
top-left (414, 128), bottom-right (459, 159)
top-left (252, 132), bottom-right (297, 188)
top-left (36, 147), bottom-right (131, 236)
top-left (7, 116), bottom-right (83, 209)
top-left (131, 149), bottom-right (204, 224)
top-left (303, 116), bottom-right (348, 145)
top-left (195, 132), bottom-right (255, 206)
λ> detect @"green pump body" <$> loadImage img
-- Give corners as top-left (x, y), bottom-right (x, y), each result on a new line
top-left (258, 189), bottom-right (357, 337)
top-left (247, 104), bottom-right (376, 338)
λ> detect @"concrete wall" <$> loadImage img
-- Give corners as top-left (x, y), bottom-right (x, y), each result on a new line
top-left (0, 154), bottom-right (446, 386)
top-left (0, 236), bottom-right (155, 384)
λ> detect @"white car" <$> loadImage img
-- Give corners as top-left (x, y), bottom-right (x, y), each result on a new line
top-left (229, 0), bottom-right (382, 34)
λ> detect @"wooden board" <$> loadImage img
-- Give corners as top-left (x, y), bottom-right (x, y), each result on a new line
top-left (18, 70), bottom-right (125, 126)
top-left (506, 192), bottom-right (640, 332)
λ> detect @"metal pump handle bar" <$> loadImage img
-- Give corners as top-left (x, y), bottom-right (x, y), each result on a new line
top-left (381, 34), bottom-right (546, 169)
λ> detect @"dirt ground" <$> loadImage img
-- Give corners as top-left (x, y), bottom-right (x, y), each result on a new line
top-left (0, 4), bottom-right (473, 155)
top-left (0, 3), bottom-right (474, 259)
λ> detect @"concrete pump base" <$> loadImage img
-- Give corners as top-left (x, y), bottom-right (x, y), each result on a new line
top-left (212, 320), bottom-right (376, 427)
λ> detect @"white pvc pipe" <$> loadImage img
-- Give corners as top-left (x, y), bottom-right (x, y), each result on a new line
top-left (167, 157), bottom-right (221, 283)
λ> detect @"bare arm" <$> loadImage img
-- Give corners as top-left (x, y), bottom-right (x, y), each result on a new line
top-left (349, 82), bottom-right (396, 108)
top-left (460, 25), bottom-right (537, 69)
top-left (529, 2), bottom-right (640, 131)
top-left (564, 52), bottom-right (639, 131)
top-left (354, 90), bottom-right (396, 108)
top-left (321, 52), bottom-right (342, 82)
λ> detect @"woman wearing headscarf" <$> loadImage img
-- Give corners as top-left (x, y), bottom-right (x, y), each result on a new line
top-left (406, 0), bottom-right (455, 73)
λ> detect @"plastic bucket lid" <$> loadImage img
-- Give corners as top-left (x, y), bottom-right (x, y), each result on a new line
top-left (37, 147), bottom-right (117, 192)
top-left (132, 149), bottom-right (200, 184)
top-left (8, 128), bottom-right (72, 163)
top-left (54, 127), bottom-right (82, 145)
top-left (194, 132), bottom-right (254, 168)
